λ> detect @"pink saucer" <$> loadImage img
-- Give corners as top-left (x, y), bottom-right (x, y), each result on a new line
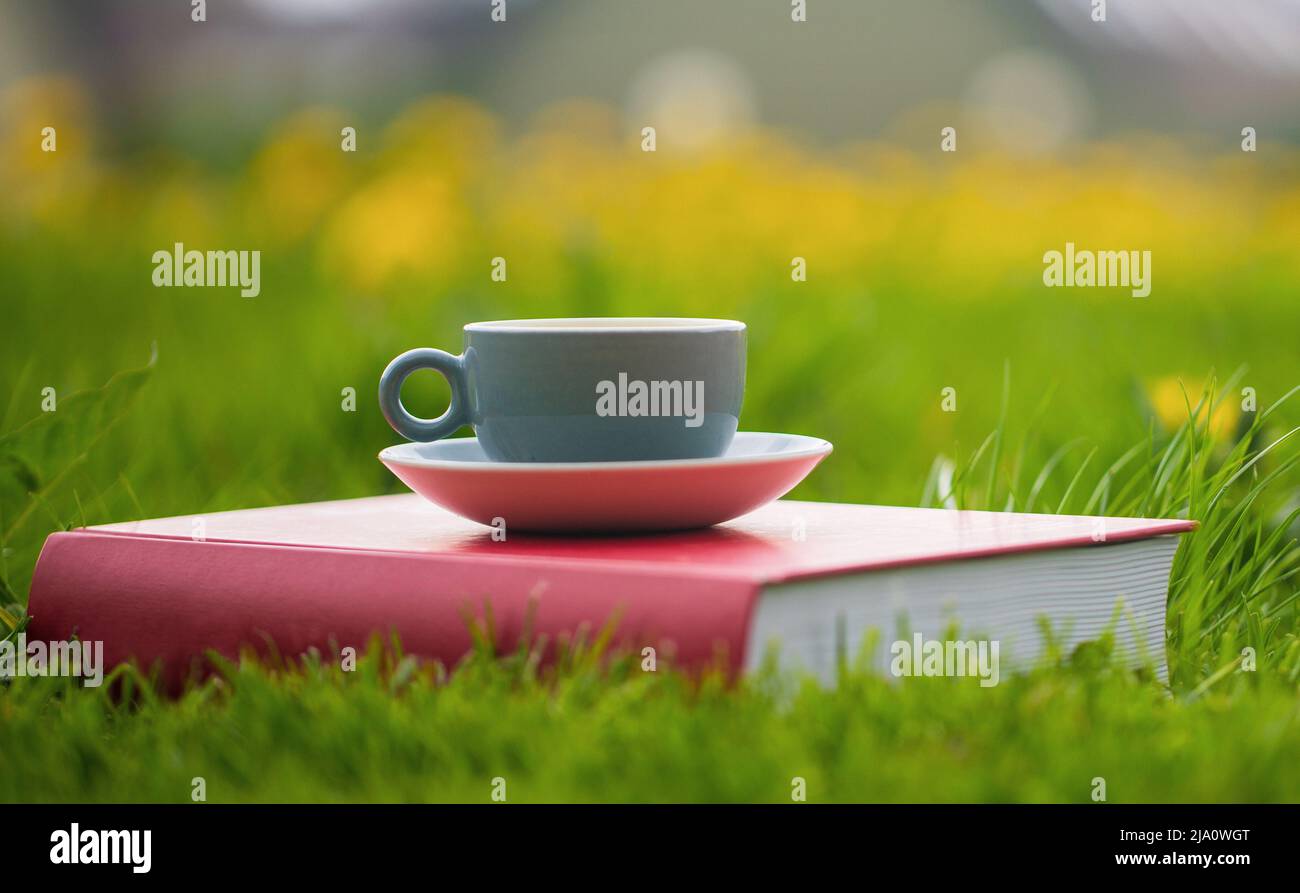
top-left (379, 432), bottom-right (832, 533)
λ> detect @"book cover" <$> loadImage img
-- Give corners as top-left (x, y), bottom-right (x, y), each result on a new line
top-left (27, 495), bottom-right (1194, 688)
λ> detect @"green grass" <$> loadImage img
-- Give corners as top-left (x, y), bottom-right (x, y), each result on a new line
top-left (1, 365), bottom-right (1298, 802)
top-left (1, 636), bottom-right (1298, 803)
top-left (920, 370), bottom-right (1300, 687)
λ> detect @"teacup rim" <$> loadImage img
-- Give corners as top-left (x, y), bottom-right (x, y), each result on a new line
top-left (464, 317), bottom-right (745, 334)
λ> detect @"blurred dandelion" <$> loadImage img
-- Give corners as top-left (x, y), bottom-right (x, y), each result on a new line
top-left (1147, 376), bottom-right (1241, 441)
top-left (320, 171), bottom-right (465, 291)
top-left (246, 107), bottom-right (354, 245)
top-left (0, 80), bottom-right (1297, 307)
top-left (0, 77), bottom-right (97, 225)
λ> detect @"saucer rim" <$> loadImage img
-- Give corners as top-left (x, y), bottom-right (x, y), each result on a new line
top-left (378, 431), bottom-right (833, 472)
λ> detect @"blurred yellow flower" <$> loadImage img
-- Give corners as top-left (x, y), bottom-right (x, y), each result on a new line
top-left (1148, 376), bottom-right (1241, 440)
top-left (0, 76), bottom-right (91, 171)
top-left (319, 171), bottom-right (466, 291)
top-left (246, 107), bottom-right (353, 245)
top-left (0, 76), bottom-right (97, 226)
top-left (2, 84), bottom-right (1297, 317)
top-left (379, 96), bottom-right (499, 184)
top-left (141, 171), bottom-right (222, 250)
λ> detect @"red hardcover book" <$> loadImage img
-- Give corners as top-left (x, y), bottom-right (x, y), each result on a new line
top-left (27, 495), bottom-right (1194, 687)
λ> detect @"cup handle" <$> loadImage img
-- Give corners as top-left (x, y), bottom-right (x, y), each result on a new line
top-left (378, 348), bottom-right (470, 442)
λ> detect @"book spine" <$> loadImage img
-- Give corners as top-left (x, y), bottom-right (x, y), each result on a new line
top-left (27, 532), bottom-right (760, 690)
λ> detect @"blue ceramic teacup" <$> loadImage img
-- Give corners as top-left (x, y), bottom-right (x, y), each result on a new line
top-left (379, 318), bottom-right (746, 463)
